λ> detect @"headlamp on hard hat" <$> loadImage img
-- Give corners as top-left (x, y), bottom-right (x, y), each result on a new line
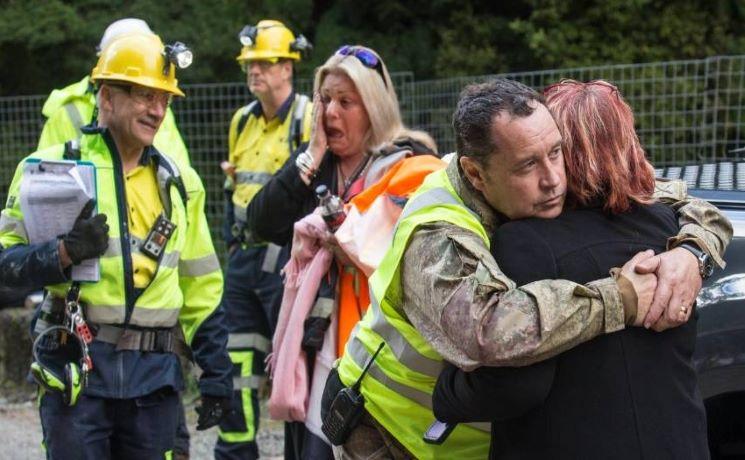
top-left (163, 42), bottom-right (193, 75)
top-left (238, 25), bottom-right (258, 47)
top-left (290, 34), bottom-right (313, 55)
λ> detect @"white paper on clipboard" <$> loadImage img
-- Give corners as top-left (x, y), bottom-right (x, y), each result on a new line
top-left (19, 159), bottom-right (99, 282)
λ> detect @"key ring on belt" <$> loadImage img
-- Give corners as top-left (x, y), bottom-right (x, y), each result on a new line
top-left (65, 282), bottom-right (94, 374)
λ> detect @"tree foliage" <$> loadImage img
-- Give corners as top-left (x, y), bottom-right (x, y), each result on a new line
top-left (2, 0), bottom-right (745, 95)
top-left (510, 0), bottom-right (745, 69)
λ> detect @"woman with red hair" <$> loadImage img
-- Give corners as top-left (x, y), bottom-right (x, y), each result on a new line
top-left (433, 80), bottom-right (709, 459)
top-left (547, 79), bottom-right (656, 214)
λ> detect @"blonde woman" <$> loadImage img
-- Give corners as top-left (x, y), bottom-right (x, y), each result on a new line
top-left (246, 45), bottom-right (436, 243)
top-left (244, 45), bottom-right (439, 459)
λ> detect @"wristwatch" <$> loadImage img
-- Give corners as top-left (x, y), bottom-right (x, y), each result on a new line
top-left (678, 242), bottom-right (714, 279)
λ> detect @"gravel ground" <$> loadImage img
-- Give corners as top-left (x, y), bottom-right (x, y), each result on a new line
top-left (0, 396), bottom-right (284, 460)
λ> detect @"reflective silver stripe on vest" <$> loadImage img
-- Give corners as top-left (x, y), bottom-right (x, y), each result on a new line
top-left (233, 375), bottom-right (266, 390)
top-left (179, 253), bottom-right (220, 277)
top-left (128, 306), bottom-right (180, 327)
top-left (85, 305), bottom-right (180, 327)
top-left (160, 250), bottom-right (180, 269)
top-left (105, 235), bottom-right (180, 268)
top-left (0, 214), bottom-right (27, 240)
top-left (227, 333), bottom-right (271, 353)
top-left (235, 171), bottom-right (273, 186)
top-left (366, 294), bottom-right (443, 378)
top-left (400, 186), bottom-right (478, 222)
top-left (347, 333), bottom-right (432, 408)
top-left (64, 103), bottom-right (84, 134)
top-left (103, 237), bottom-right (122, 257)
top-left (231, 170), bottom-right (276, 223)
top-left (347, 334), bottom-right (489, 433)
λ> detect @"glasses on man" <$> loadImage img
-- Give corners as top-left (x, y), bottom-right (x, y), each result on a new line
top-left (335, 45), bottom-right (388, 88)
top-left (241, 58), bottom-right (280, 73)
top-left (107, 83), bottom-right (173, 107)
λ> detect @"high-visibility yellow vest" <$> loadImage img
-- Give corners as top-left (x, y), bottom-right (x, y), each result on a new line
top-left (337, 168), bottom-right (490, 459)
top-left (227, 94), bottom-right (311, 222)
top-left (0, 131), bottom-right (222, 344)
top-left (37, 76), bottom-right (191, 169)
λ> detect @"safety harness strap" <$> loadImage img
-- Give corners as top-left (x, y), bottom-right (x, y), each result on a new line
top-left (233, 101), bottom-right (259, 147)
top-left (289, 94), bottom-right (309, 151)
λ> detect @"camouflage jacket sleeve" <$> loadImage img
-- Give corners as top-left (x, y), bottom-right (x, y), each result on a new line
top-left (653, 179), bottom-right (732, 268)
top-left (399, 223), bottom-right (626, 371)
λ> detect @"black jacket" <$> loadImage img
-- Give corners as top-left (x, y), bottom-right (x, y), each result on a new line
top-left (433, 202), bottom-right (709, 460)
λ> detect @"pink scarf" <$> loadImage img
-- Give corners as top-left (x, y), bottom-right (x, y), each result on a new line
top-left (267, 213), bottom-right (333, 421)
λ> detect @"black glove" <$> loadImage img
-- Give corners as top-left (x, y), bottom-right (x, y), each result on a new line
top-left (62, 199), bottom-right (109, 264)
top-left (196, 395), bottom-right (232, 431)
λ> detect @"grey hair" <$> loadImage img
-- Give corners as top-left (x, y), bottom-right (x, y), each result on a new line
top-left (453, 78), bottom-right (543, 164)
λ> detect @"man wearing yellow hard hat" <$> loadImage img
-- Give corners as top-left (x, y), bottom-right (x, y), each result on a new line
top-left (216, 19), bottom-right (312, 460)
top-left (0, 33), bottom-right (232, 458)
top-left (37, 18), bottom-right (191, 169)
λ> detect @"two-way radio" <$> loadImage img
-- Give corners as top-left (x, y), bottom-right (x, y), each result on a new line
top-left (322, 342), bottom-right (385, 445)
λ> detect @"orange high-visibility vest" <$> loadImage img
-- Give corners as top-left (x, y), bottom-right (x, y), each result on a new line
top-left (336, 155), bottom-right (446, 356)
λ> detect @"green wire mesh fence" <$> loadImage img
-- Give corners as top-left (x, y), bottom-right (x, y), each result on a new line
top-left (2, 56), bottom-right (745, 256)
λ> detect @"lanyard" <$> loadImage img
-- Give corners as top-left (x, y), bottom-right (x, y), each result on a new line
top-left (336, 155), bottom-right (371, 202)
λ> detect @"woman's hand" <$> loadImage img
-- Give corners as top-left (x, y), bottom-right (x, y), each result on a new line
top-left (297, 92), bottom-right (328, 185)
top-left (320, 231), bottom-right (354, 267)
top-left (308, 92), bottom-right (328, 165)
top-left (619, 249), bottom-right (659, 327)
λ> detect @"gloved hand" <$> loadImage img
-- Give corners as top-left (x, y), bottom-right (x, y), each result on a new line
top-left (62, 199), bottom-right (109, 265)
top-left (196, 395), bottom-right (232, 431)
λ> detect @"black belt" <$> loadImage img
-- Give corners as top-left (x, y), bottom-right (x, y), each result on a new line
top-left (94, 324), bottom-right (193, 360)
top-left (37, 297), bottom-right (193, 360)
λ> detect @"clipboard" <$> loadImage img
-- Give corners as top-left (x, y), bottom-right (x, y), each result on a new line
top-left (19, 159), bottom-right (100, 282)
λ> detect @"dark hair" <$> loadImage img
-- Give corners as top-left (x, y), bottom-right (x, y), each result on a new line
top-left (453, 78), bottom-right (544, 164)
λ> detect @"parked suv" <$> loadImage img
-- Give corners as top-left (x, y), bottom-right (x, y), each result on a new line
top-left (657, 162), bottom-right (745, 459)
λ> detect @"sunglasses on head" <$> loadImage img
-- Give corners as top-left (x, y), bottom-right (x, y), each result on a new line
top-left (543, 79), bottom-right (621, 99)
top-left (335, 45), bottom-right (387, 88)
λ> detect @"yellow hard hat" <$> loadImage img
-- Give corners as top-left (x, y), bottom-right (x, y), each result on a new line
top-left (91, 34), bottom-right (187, 97)
top-left (236, 20), bottom-right (311, 63)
